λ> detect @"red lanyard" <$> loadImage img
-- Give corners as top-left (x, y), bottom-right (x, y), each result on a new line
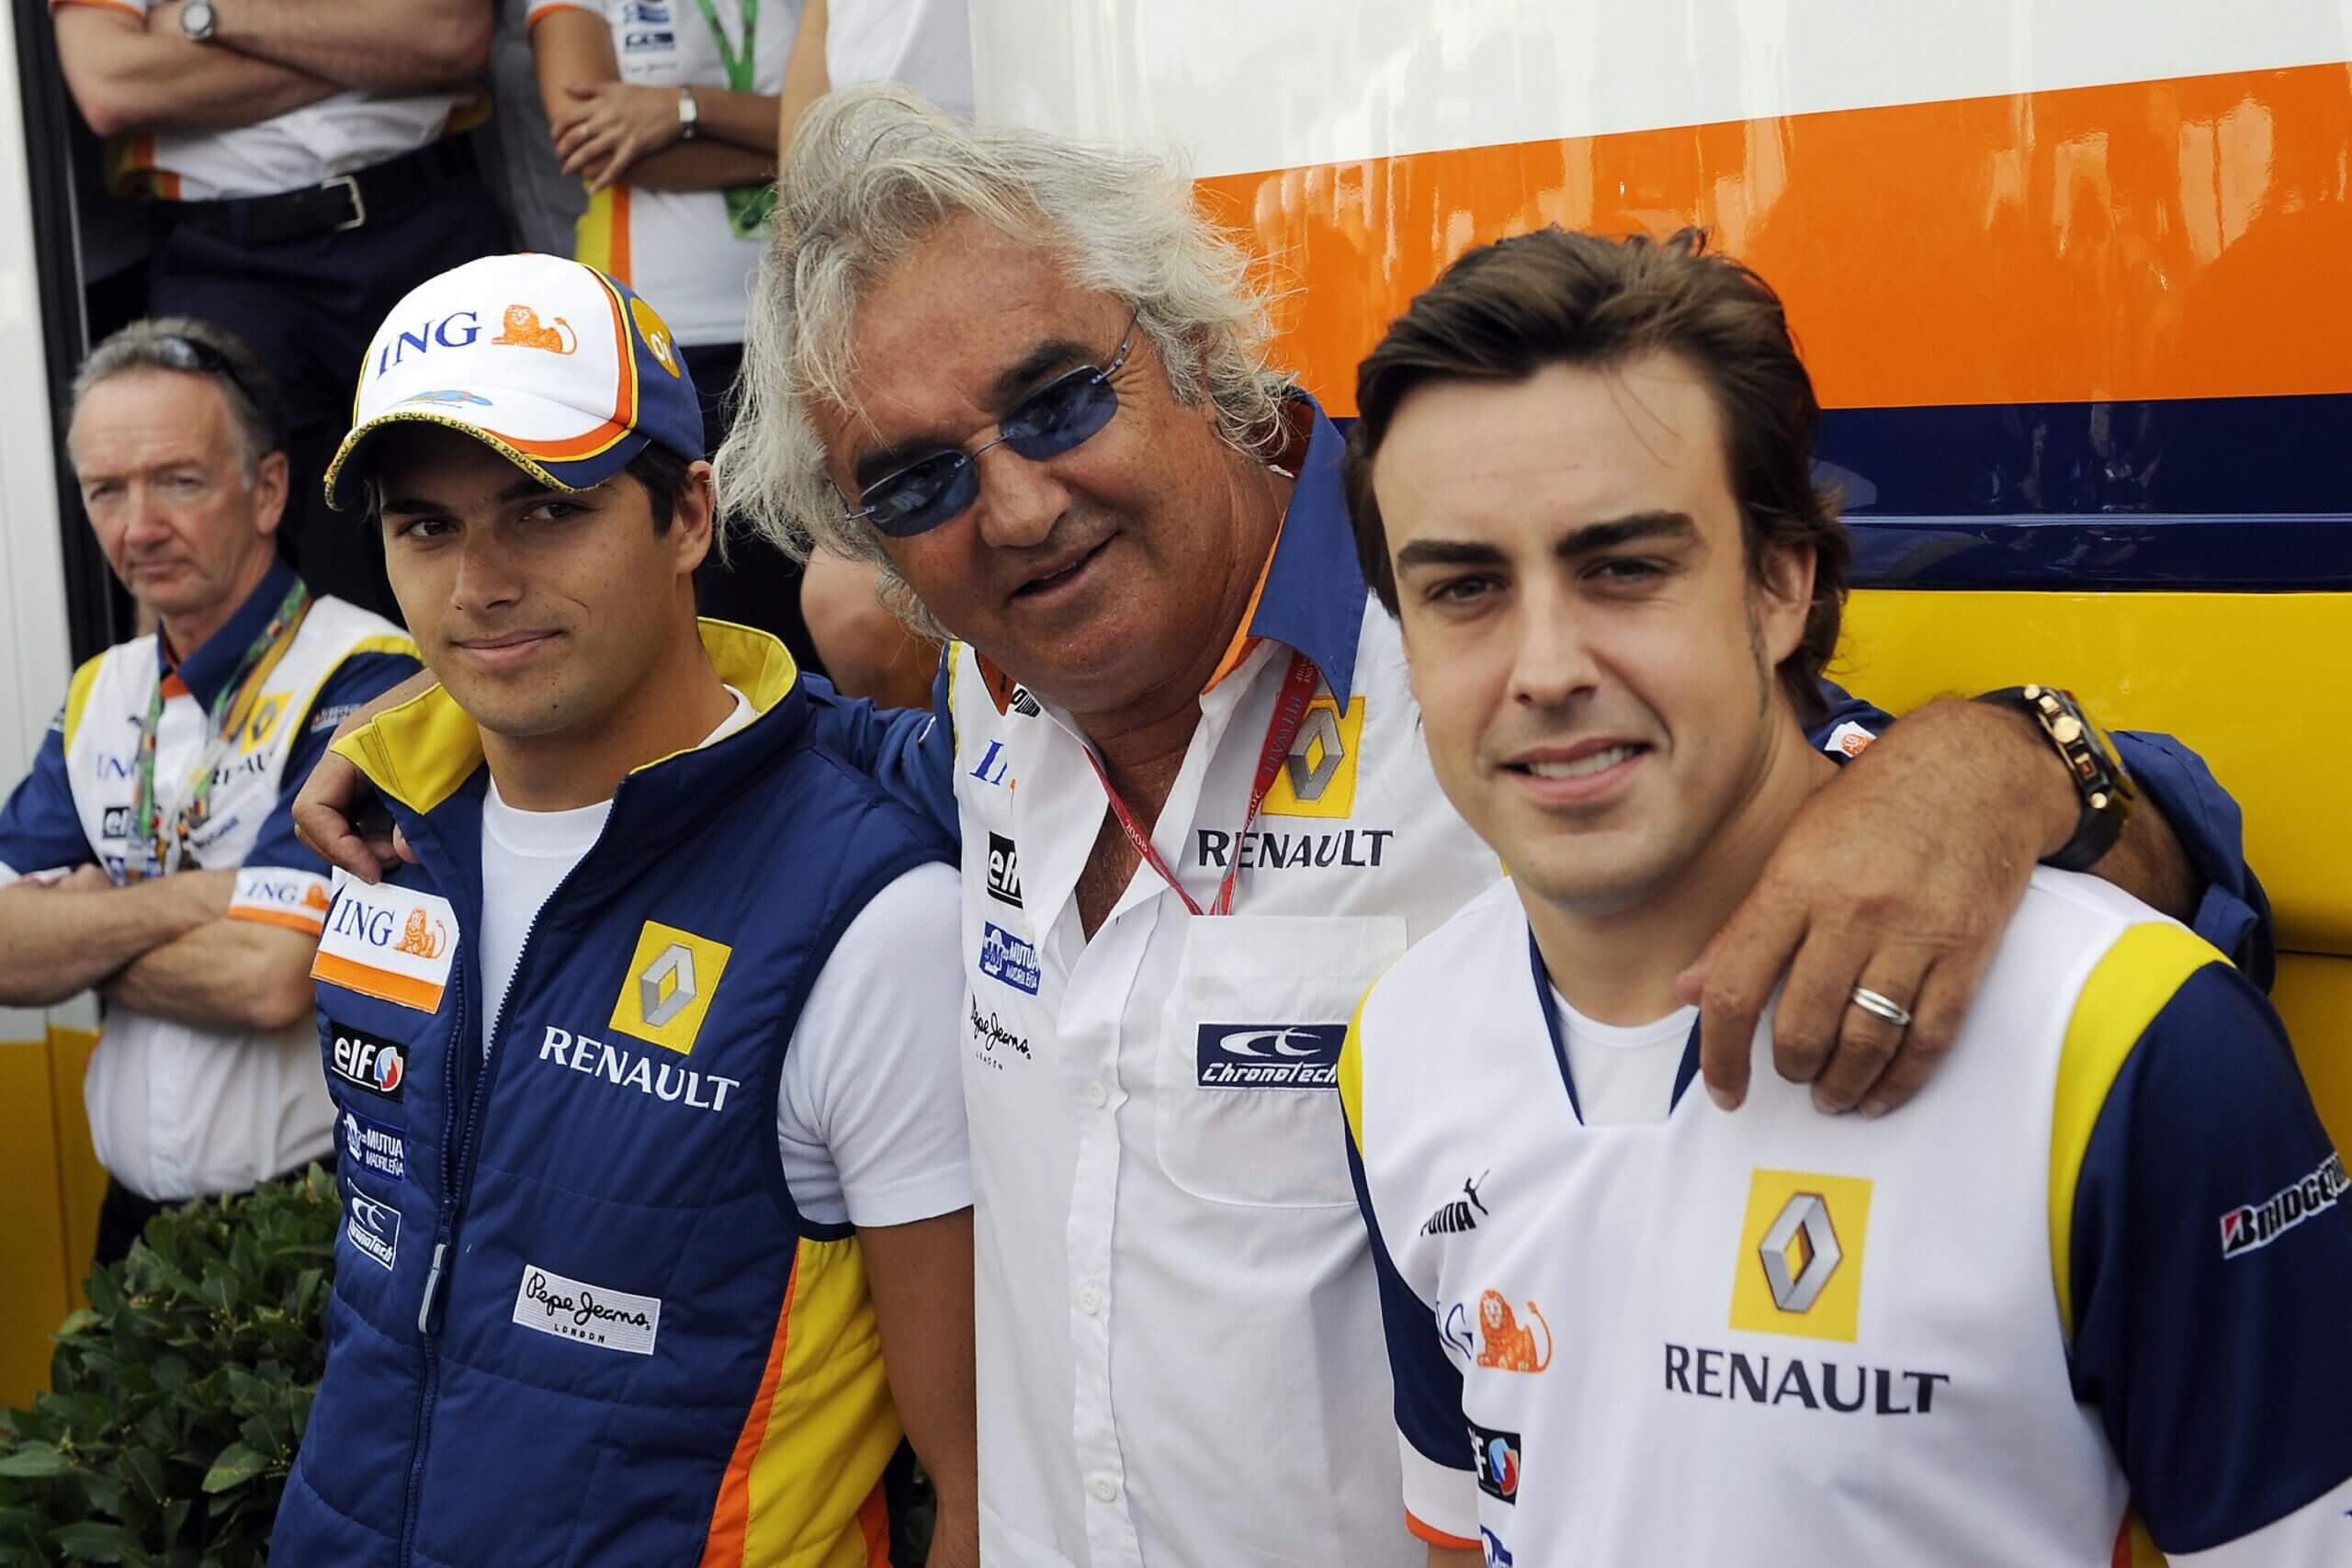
top-left (1085, 650), bottom-right (1321, 917)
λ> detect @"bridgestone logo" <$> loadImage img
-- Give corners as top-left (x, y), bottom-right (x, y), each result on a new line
top-left (2219, 1152), bottom-right (2346, 1258)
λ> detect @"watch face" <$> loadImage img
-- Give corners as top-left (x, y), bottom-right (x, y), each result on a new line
top-left (184, 0), bottom-right (215, 34)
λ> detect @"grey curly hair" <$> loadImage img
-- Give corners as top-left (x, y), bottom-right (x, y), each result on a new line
top-left (715, 84), bottom-right (1295, 627)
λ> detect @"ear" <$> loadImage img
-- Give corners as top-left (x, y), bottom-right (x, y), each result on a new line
top-left (251, 450), bottom-right (291, 538)
top-left (672, 459), bottom-right (718, 580)
top-left (1752, 538), bottom-right (1817, 667)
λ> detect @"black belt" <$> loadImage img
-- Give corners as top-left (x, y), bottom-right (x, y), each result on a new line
top-left (169, 139), bottom-right (473, 247)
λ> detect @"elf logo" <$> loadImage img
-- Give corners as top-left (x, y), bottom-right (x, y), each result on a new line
top-left (329, 1020), bottom-right (406, 1101)
top-left (986, 832), bottom-right (1023, 907)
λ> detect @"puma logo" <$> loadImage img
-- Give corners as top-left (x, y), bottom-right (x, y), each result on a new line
top-left (393, 907), bottom-right (447, 960)
top-left (492, 304), bottom-right (577, 355)
top-left (1475, 1291), bottom-right (1552, 1372)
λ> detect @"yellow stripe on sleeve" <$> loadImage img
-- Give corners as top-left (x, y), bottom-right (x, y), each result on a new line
top-left (1339, 985), bottom-right (1374, 1156)
top-left (61, 654), bottom-right (105, 749)
top-left (735, 1235), bottom-right (899, 1567)
top-left (2048, 920), bottom-right (2226, 1340)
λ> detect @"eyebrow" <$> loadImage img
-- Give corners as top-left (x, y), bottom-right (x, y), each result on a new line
top-left (850, 333), bottom-right (1104, 491)
top-left (379, 476), bottom-right (562, 515)
top-left (1394, 510), bottom-right (1700, 573)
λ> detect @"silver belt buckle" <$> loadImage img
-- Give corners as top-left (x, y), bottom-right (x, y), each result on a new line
top-left (323, 174), bottom-right (367, 232)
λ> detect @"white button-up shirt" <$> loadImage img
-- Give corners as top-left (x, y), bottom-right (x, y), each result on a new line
top-left (0, 566), bottom-right (417, 1201)
top-left (940, 405), bottom-right (1502, 1566)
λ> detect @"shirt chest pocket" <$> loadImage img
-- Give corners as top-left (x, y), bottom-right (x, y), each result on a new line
top-left (1156, 914), bottom-right (1407, 1209)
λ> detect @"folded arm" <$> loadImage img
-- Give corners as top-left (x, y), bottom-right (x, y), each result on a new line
top-left (52, 3), bottom-right (339, 137)
top-left (105, 914), bottom-right (317, 1033)
top-left (150, 0), bottom-right (490, 93)
top-left (0, 867), bottom-right (228, 1006)
top-left (532, 7), bottom-right (775, 190)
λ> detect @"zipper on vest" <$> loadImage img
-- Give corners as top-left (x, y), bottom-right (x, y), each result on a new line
top-left (415, 1242), bottom-right (448, 1334)
top-left (393, 808), bottom-right (616, 1568)
top-left (397, 970), bottom-right (467, 1568)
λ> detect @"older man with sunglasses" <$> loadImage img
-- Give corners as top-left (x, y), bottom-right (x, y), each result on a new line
top-left (299, 89), bottom-right (2268, 1567)
top-left (0, 318), bottom-right (419, 1265)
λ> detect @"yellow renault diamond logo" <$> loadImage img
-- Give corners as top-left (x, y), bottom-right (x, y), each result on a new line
top-left (241, 693), bottom-right (289, 752)
top-left (1263, 695), bottom-right (1364, 818)
top-left (610, 920), bottom-right (731, 1055)
top-left (1728, 1169), bottom-right (1872, 1343)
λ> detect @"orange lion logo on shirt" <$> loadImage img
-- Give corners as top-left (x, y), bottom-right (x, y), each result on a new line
top-left (492, 304), bottom-right (577, 355)
top-left (1475, 1291), bottom-right (1553, 1372)
top-left (393, 908), bottom-right (447, 960)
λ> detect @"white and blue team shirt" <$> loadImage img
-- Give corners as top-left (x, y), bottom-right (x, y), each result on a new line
top-left (0, 562), bottom-right (418, 1200)
top-left (822, 394), bottom-right (2282, 1568)
top-left (1344, 872), bottom-right (2352, 1566)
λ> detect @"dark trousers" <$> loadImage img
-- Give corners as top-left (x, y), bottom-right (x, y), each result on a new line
top-left (148, 172), bottom-right (512, 624)
top-left (680, 340), bottom-right (821, 676)
top-left (92, 1154), bottom-right (339, 1268)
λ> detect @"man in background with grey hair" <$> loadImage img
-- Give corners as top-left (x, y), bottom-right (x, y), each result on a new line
top-left (0, 319), bottom-right (417, 1265)
top-left (694, 85), bottom-right (2266, 1568)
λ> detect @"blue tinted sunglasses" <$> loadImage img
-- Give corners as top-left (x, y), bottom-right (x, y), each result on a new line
top-left (842, 313), bottom-right (1140, 537)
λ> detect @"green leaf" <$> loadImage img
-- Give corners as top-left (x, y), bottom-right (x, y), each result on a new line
top-left (0, 1445), bottom-right (67, 1479)
top-left (51, 1519), bottom-right (131, 1562)
top-left (125, 1447), bottom-right (168, 1504)
top-left (198, 1443), bottom-right (268, 1495)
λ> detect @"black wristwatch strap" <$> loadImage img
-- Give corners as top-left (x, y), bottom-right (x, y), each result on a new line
top-left (1974, 684), bottom-right (2135, 873)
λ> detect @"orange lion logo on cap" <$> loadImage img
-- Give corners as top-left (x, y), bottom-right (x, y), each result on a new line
top-left (492, 304), bottom-right (577, 355)
top-left (1475, 1291), bottom-right (1553, 1372)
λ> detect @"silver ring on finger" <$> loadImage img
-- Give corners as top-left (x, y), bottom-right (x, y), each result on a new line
top-left (1848, 985), bottom-right (1913, 1030)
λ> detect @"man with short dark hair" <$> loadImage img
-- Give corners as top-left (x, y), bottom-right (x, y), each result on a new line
top-left (0, 317), bottom-right (418, 1263)
top-left (270, 253), bottom-right (978, 1568)
top-left (1340, 226), bottom-right (2351, 1566)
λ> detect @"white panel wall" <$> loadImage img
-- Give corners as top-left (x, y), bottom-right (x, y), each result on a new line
top-left (974, 0), bottom-right (2352, 175)
top-left (0, 9), bottom-right (96, 1043)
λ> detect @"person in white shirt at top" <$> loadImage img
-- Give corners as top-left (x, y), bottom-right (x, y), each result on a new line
top-left (529, 0), bottom-right (838, 665)
top-left (296, 87), bottom-right (2262, 1568)
top-left (49, 0), bottom-right (507, 611)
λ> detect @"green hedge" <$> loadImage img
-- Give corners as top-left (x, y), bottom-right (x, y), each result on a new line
top-left (0, 1167), bottom-right (338, 1567)
top-left (0, 1169), bottom-right (935, 1566)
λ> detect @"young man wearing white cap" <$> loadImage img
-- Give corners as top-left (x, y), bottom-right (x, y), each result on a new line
top-left (269, 253), bottom-right (978, 1568)
top-left (1340, 229), bottom-right (2351, 1566)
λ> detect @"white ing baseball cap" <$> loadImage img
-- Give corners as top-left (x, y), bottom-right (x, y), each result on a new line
top-left (324, 253), bottom-right (706, 509)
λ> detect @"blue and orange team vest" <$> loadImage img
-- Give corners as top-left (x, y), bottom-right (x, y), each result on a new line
top-left (271, 623), bottom-right (951, 1568)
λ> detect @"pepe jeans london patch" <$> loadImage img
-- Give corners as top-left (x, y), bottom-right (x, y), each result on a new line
top-left (511, 1264), bottom-right (662, 1356)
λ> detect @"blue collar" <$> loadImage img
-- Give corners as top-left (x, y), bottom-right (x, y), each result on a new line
top-left (1529, 924), bottom-right (1703, 1122)
top-left (166, 558), bottom-right (302, 708)
top-left (1249, 394), bottom-right (1366, 708)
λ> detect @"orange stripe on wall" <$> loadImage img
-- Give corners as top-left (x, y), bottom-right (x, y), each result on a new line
top-left (1197, 62), bottom-right (2352, 415)
top-left (698, 1252), bottom-right (801, 1568)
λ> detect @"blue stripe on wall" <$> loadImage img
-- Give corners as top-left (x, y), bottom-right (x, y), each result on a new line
top-left (1821, 391), bottom-right (2352, 589)
top-left (1330, 392), bottom-right (2352, 590)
